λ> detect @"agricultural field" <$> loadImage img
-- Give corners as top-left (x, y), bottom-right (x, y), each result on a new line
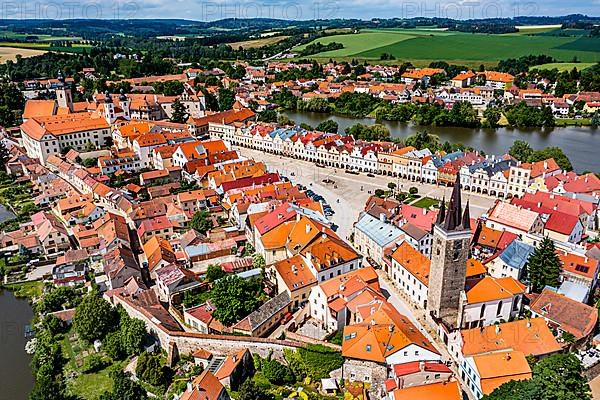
top-left (0, 46), bottom-right (46, 63)
top-left (531, 62), bottom-right (596, 71)
top-left (0, 41), bottom-right (91, 54)
top-left (228, 35), bottom-right (289, 49)
top-left (292, 28), bottom-right (600, 66)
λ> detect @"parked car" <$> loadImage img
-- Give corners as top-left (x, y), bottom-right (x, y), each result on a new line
top-left (366, 173), bottom-right (375, 177)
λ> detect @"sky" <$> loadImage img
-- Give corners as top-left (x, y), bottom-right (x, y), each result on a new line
top-left (4, 0), bottom-right (599, 21)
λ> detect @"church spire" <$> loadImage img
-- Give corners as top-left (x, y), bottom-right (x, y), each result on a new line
top-left (436, 196), bottom-right (446, 225)
top-left (462, 200), bottom-right (471, 230)
top-left (443, 173), bottom-right (463, 231)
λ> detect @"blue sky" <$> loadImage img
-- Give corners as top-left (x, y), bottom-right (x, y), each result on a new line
top-left (5, 0), bottom-right (599, 20)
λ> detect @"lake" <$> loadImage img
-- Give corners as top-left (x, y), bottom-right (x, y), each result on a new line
top-left (0, 290), bottom-right (34, 400)
top-left (281, 110), bottom-right (600, 173)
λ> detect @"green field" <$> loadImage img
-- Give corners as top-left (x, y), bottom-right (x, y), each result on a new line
top-left (293, 28), bottom-right (600, 65)
top-left (0, 41), bottom-right (91, 53)
top-left (531, 62), bottom-right (596, 71)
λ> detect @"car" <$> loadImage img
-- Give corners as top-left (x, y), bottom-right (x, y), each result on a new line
top-left (345, 169), bottom-right (359, 175)
top-left (280, 312), bottom-right (293, 325)
top-left (331, 224), bottom-right (339, 232)
top-left (366, 173), bottom-right (375, 177)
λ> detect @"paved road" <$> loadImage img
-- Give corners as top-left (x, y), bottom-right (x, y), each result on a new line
top-left (236, 147), bottom-right (496, 239)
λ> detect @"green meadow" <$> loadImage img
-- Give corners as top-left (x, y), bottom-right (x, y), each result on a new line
top-left (293, 28), bottom-right (600, 66)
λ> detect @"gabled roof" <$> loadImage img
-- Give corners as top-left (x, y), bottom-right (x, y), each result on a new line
top-left (391, 241), bottom-right (430, 286)
top-left (342, 301), bottom-right (438, 363)
top-left (498, 240), bottom-right (534, 271)
top-left (393, 380), bottom-right (461, 400)
top-left (465, 276), bottom-right (525, 304)
top-left (272, 255), bottom-right (316, 292)
top-left (530, 288), bottom-right (598, 340)
top-left (472, 351), bottom-right (532, 395)
top-left (487, 202), bottom-right (540, 232)
top-left (461, 317), bottom-right (561, 357)
top-left (179, 370), bottom-right (226, 400)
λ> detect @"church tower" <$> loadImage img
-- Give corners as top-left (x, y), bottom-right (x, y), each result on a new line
top-left (55, 70), bottom-right (73, 112)
top-left (427, 173), bottom-right (471, 329)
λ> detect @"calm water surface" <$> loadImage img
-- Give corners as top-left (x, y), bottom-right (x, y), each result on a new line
top-left (0, 290), bottom-right (34, 400)
top-left (281, 110), bottom-right (600, 173)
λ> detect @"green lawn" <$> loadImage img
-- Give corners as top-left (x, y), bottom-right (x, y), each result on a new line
top-left (554, 118), bottom-right (592, 127)
top-left (3, 281), bottom-right (43, 298)
top-left (68, 366), bottom-right (115, 400)
top-left (532, 62), bottom-right (596, 71)
top-left (412, 197), bottom-right (440, 209)
top-left (292, 28), bottom-right (600, 64)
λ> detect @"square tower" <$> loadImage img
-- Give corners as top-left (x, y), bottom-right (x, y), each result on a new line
top-left (427, 173), bottom-right (471, 329)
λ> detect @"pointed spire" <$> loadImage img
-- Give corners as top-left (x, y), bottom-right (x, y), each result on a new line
top-left (443, 172), bottom-right (462, 231)
top-left (462, 200), bottom-right (471, 230)
top-left (436, 196), bottom-right (446, 225)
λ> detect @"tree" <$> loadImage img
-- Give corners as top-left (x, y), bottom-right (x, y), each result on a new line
top-left (277, 115), bottom-right (295, 126)
top-left (37, 286), bottom-right (79, 313)
top-left (484, 353), bottom-right (590, 400)
top-left (84, 141), bottom-right (96, 152)
top-left (405, 130), bottom-right (441, 151)
top-left (190, 211), bottom-right (213, 234)
top-left (483, 107), bottom-right (502, 128)
top-left (136, 352), bottom-right (169, 386)
top-left (73, 292), bottom-right (115, 342)
top-left (218, 88), bottom-right (235, 111)
top-left (592, 111), bottom-right (600, 127)
top-left (528, 147), bottom-right (573, 171)
top-left (170, 98), bottom-right (188, 123)
top-left (509, 140), bottom-right (534, 162)
top-left (262, 358), bottom-right (295, 385)
top-left (0, 141), bottom-right (10, 170)
top-left (258, 109), bottom-right (277, 123)
top-left (482, 379), bottom-right (540, 400)
top-left (315, 119), bottom-right (339, 133)
top-left (387, 182), bottom-right (397, 192)
top-left (206, 264), bottom-right (225, 282)
top-left (526, 237), bottom-right (561, 292)
top-left (211, 275), bottom-right (260, 326)
top-left (252, 253), bottom-right (265, 270)
top-left (120, 316), bottom-right (146, 356)
top-left (103, 331), bottom-right (125, 361)
top-left (533, 353), bottom-right (590, 400)
top-left (100, 370), bottom-right (147, 400)
top-left (238, 379), bottom-right (273, 400)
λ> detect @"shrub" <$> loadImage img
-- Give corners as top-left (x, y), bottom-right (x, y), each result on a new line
top-left (82, 354), bottom-right (106, 373)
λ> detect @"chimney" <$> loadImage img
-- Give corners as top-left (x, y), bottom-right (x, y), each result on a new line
top-left (306, 223), bottom-right (311, 234)
top-left (495, 324), bottom-right (500, 334)
top-left (544, 160), bottom-right (548, 169)
top-left (419, 361), bottom-right (425, 371)
top-left (526, 318), bottom-right (531, 329)
top-left (380, 213), bottom-right (386, 222)
top-left (506, 353), bottom-right (511, 361)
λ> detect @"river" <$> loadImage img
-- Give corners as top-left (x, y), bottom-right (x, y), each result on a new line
top-left (0, 290), bottom-right (34, 400)
top-left (280, 110), bottom-right (600, 173)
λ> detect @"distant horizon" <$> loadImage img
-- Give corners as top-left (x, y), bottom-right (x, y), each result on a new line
top-left (1, 1), bottom-right (598, 22)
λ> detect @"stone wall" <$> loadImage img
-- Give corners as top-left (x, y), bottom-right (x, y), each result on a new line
top-left (113, 294), bottom-right (304, 363)
top-left (342, 358), bottom-right (387, 398)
